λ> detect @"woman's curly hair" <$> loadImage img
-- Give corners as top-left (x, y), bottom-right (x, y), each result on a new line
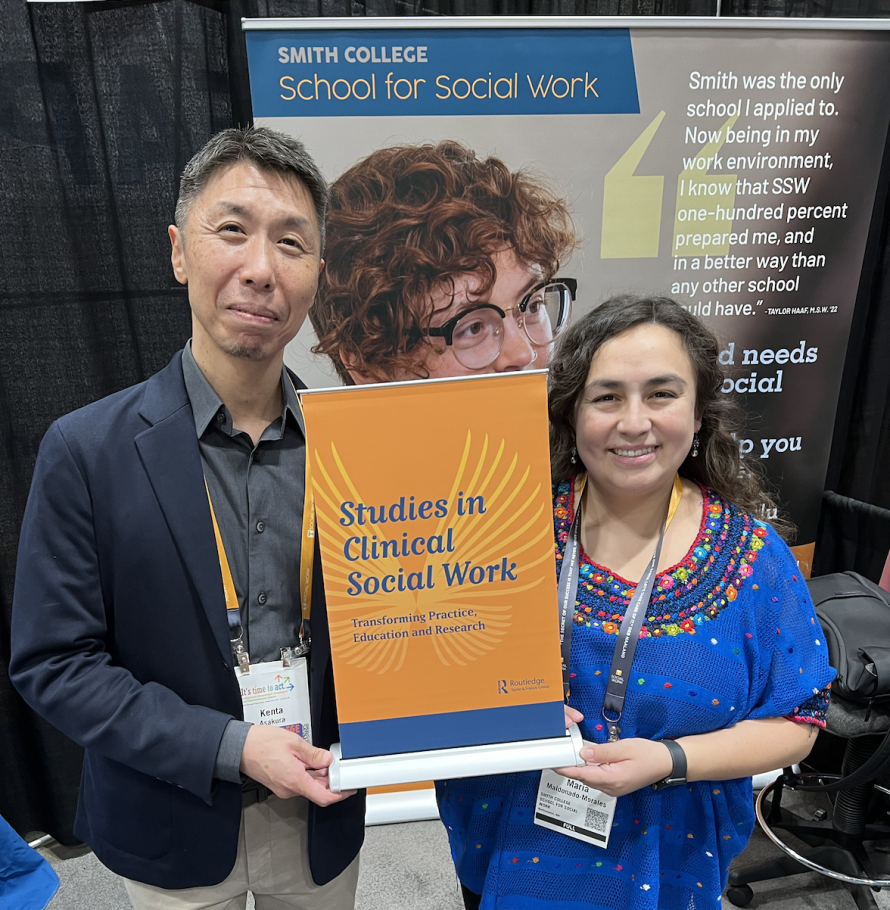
top-left (548, 295), bottom-right (795, 541)
top-left (311, 141), bottom-right (576, 383)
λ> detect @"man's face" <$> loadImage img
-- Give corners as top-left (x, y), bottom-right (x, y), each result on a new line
top-left (169, 162), bottom-right (323, 364)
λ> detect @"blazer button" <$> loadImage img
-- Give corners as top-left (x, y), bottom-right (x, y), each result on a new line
top-left (257, 592), bottom-right (267, 605)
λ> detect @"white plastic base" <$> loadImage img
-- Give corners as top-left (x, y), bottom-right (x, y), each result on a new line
top-left (357, 750), bottom-right (788, 823)
top-left (330, 724), bottom-right (585, 793)
top-left (365, 787), bottom-right (440, 826)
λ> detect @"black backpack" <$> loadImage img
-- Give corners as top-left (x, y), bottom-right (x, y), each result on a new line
top-left (804, 571), bottom-right (890, 791)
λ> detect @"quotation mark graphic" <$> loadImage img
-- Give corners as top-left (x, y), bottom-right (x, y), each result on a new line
top-left (672, 112), bottom-right (739, 256)
top-left (601, 110), bottom-right (740, 260)
top-left (601, 111), bottom-right (665, 259)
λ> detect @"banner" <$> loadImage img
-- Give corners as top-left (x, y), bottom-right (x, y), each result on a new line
top-left (246, 17), bottom-right (890, 574)
top-left (300, 372), bottom-right (565, 759)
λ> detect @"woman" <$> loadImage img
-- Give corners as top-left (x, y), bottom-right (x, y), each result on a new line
top-left (436, 296), bottom-right (834, 910)
top-left (310, 140), bottom-right (576, 383)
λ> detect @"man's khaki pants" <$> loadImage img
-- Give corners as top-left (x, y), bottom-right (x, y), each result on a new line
top-left (124, 795), bottom-right (360, 910)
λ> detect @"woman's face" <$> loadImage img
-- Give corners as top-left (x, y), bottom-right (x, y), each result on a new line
top-left (574, 324), bottom-right (701, 501)
top-left (416, 248), bottom-right (546, 380)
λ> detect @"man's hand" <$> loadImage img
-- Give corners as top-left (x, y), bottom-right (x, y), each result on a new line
top-left (555, 737), bottom-right (673, 797)
top-left (240, 725), bottom-right (356, 806)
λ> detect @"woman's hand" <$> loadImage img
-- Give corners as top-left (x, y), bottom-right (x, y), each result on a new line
top-left (564, 704), bottom-right (584, 729)
top-left (554, 718), bottom-right (817, 798)
top-left (555, 738), bottom-right (673, 797)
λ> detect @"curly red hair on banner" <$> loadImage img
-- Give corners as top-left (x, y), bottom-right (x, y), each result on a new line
top-left (311, 140), bottom-right (576, 384)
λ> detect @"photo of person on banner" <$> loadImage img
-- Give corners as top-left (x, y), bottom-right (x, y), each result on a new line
top-left (310, 140), bottom-right (577, 383)
top-left (436, 296), bottom-right (835, 910)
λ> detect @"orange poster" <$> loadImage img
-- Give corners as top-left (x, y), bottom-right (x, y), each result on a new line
top-left (301, 371), bottom-right (565, 759)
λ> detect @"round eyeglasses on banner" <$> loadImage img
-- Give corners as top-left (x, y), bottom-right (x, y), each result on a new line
top-left (422, 278), bottom-right (577, 371)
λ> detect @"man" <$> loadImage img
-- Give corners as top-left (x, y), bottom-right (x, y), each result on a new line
top-left (310, 140), bottom-right (577, 385)
top-left (10, 127), bottom-right (364, 908)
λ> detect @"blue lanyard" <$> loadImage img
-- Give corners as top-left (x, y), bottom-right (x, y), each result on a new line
top-left (556, 475), bottom-right (681, 741)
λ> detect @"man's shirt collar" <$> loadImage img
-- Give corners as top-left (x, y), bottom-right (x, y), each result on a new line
top-left (181, 341), bottom-right (303, 439)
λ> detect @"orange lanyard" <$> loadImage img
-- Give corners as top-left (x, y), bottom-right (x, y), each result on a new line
top-left (577, 473), bottom-right (683, 533)
top-left (667, 474), bottom-right (683, 531)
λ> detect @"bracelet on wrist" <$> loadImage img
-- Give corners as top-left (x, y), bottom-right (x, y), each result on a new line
top-left (651, 739), bottom-right (687, 791)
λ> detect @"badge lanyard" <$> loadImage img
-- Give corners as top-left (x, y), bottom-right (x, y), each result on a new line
top-left (556, 473), bottom-right (683, 741)
top-left (203, 375), bottom-right (316, 675)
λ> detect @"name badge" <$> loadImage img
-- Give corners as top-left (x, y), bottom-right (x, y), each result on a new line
top-left (534, 764), bottom-right (617, 849)
top-left (239, 659), bottom-right (312, 744)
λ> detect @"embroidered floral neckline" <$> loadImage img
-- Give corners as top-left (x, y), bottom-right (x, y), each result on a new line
top-left (553, 481), bottom-right (768, 638)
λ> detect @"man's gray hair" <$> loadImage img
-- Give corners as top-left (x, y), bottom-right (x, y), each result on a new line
top-left (175, 126), bottom-right (329, 252)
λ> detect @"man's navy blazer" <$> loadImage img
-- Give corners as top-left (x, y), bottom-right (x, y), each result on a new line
top-left (10, 352), bottom-right (365, 889)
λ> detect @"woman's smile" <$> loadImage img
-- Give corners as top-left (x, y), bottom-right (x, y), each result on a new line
top-left (575, 323), bottom-right (701, 502)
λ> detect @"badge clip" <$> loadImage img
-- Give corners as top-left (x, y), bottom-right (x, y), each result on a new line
top-left (281, 640), bottom-right (310, 667)
top-left (232, 636), bottom-right (250, 675)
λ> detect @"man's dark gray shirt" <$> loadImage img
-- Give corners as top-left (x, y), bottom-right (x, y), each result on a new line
top-left (181, 343), bottom-right (307, 783)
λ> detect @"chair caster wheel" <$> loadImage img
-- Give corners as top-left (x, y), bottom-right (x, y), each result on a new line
top-left (725, 884), bottom-right (754, 907)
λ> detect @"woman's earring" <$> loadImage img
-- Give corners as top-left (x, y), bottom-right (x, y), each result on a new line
top-left (691, 433), bottom-right (700, 458)
top-left (570, 445), bottom-right (578, 465)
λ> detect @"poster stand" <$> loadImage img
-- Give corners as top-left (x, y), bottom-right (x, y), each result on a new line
top-left (330, 723), bottom-right (585, 792)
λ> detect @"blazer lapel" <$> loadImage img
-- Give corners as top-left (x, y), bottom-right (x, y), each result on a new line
top-left (135, 354), bottom-right (231, 665)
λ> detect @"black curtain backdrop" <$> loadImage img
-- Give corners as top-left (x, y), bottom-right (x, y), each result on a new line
top-left (1, 0), bottom-right (888, 845)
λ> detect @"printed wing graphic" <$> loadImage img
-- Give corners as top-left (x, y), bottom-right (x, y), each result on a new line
top-left (312, 431), bottom-right (553, 673)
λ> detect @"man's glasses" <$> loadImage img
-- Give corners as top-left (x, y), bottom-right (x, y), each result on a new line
top-left (422, 278), bottom-right (577, 371)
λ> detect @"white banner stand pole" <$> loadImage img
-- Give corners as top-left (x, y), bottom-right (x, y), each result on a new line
top-left (330, 723), bottom-right (585, 792)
